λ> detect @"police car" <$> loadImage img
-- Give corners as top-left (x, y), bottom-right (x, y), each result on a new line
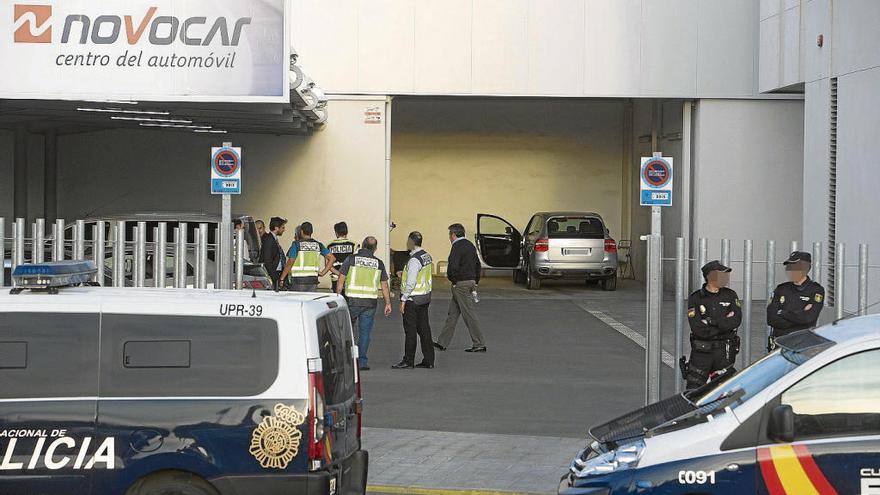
top-left (559, 317), bottom-right (880, 494)
top-left (0, 262), bottom-right (367, 495)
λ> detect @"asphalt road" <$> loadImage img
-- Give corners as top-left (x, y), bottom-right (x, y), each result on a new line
top-left (360, 295), bottom-right (667, 439)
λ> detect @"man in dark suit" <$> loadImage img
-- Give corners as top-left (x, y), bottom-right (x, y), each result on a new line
top-left (260, 216), bottom-right (287, 290)
top-left (434, 223), bottom-right (486, 353)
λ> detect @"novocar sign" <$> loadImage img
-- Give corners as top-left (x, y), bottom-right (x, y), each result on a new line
top-left (2, 0), bottom-right (288, 102)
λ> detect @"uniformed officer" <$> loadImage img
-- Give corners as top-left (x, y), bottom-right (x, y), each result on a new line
top-left (336, 236), bottom-right (393, 370)
top-left (392, 231), bottom-right (435, 370)
top-left (766, 251), bottom-right (825, 350)
top-left (327, 222), bottom-right (356, 294)
top-left (682, 260), bottom-right (742, 390)
top-left (278, 221), bottom-right (337, 292)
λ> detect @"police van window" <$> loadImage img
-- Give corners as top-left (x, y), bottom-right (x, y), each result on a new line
top-left (317, 311), bottom-right (355, 404)
top-left (99, 314), bottom-right (278, 397)
top-left (781, 349), bottom-right (880, 440)
top-left (0, 313), bottom-right (99, 399)
top-left (546, 217), bottom-right (605, 239)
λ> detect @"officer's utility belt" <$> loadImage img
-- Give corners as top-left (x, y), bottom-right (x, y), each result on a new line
top-left (691, 335), bottom-right (739, 352)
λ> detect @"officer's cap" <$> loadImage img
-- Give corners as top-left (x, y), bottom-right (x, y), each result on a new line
top-left (701, 260), bottom-right (732, 278)
top-left (783, 251), bottom-right (812, 266)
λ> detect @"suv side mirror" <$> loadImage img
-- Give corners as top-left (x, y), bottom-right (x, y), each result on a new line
top-left (769, 405), bottom-right (795, 443)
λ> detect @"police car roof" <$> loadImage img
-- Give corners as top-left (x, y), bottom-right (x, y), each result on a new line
top-left (815, 314), bottom-right (880, 346)
top-left (0, 286), bottom-right (343, 305)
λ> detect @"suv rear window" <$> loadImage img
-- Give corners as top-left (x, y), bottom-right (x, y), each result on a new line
top-left (547, 217), bottom-right (605, 239)
top-left (317, 310), bottom-right (355, 405)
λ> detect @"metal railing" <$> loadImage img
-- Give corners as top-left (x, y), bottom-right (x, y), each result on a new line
top-left (0, 216), bottom-right (247, 290)
top-left (645, 235), bottom-right (876, 399)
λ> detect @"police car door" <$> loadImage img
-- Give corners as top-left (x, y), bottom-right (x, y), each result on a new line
top-left (476, 214), bottom-right (522, 268)
top-left (756, 348), bottom-right (880, 494)
top-left (0, 310), bottom-right (100, 495)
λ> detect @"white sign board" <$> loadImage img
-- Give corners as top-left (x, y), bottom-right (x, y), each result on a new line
top-left (1, 0), bottom-right (288, 102)
top-left (211, 146), bottom-right (241, 194)
top-left (640, 156), bottom-right (673, 207)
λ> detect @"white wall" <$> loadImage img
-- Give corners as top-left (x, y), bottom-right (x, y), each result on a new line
top-left (293, 0), bottom-right (761, 98)
top-left (389, 98), bottom-right (625, 267)
top-left (2, 98), bottom-right (390, 286)
top-left (692, 99), bottom-right (804, 294)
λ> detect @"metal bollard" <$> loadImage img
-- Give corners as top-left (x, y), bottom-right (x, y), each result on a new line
top-left (193, 228), bottom-right (202, 288)
top-left (766, 240), bottom-right (775, 341)
top-left (156, 223), bottom-right (167, 288)
top-left (113, 221), bottom-right (126, 287)
top-left (742, 240), bottom-right (753, 366)
top-left (674, 237), bottom-right (686, 394)
top-left (697, 237), bottom-right (708, 290)
top-left (53, 219), bottom-right (65, 261)
top-left (14, 218), bottom-right (25, 268)
top-left (197, 223), bottom-right (208, 289)
top-left (790, 240), bottom-right (798, 254)
top-left (134, 221), bottom-right (147, 288)
top-left (645, 234), bottom-right (663, 405)
top-left (235, 229), bottom-right (245, 290)
top-left (34, 218), bottom-right (45, 263)
top-left (858, 244), bottom-right (868, 316)
top-left (835, 242), bottom-right (845, 320)
top-left (812, 242), bottom-right (822, 286)
top-left (74, 220), bottom-right (85, 260)
top-left (0, 218), bottom-right (4, 288)
top-left (214, 226), bottom-right (221, 287)
top-left (175, 223), bottom-right (188, 288)
top-left (94, 222), bottom-right (106, 285)
top-left (720, 238), bottom-right (730, 267)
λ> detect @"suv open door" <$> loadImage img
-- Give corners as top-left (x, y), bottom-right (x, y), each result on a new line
top-left (476, 214), bottom-right (522, 268)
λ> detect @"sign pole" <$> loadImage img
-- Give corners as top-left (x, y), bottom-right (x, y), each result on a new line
top-left (211, 141), bottom-right (242, 290)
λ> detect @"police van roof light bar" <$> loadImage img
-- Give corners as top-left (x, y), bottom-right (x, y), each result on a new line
top-left (11, 261), bottom-right (98, 294)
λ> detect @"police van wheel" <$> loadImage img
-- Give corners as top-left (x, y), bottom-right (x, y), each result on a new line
top-left (526, 269), bottom-right (541, 290)
top-left (126, 471), bottom-right (219, 495)
top-left (600, 275), bottom-right (617, 291)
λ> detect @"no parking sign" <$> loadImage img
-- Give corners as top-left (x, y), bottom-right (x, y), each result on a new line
top-left (211, 146), bottom-right (242, 194)
top-left (640, 156), bottom-right (673, 206)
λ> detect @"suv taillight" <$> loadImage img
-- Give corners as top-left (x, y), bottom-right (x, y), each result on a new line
top-left (534, 238), bottom-right (549, 252)
top-left (307, 369), bottom-right (329, 470)
top-left (604, 238), bottom-right (617, 254)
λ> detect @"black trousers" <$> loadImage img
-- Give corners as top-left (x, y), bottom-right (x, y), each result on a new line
top-left (268, 270), bottom-right (282, 291)
top-left (403, 301), bottom-right (434, 366)
top-left (686, 343), bottom-right (736, 390)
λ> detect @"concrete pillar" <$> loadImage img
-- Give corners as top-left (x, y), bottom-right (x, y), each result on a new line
top-left (44, 129), bottom-right (58, 221)
top-left (14, 127), bottom-right (28, 219)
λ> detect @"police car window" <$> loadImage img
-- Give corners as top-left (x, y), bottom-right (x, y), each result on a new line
top-left (0, 313), bottom-right (99, 399)
top-left (99, 314), bottom-right (278, 397)
top-left (782, 349), bottom-right (880, 440)
top-left (695, 349), bottom-right (802, 409)
top-left (317, 311), bottom-right (355, 405)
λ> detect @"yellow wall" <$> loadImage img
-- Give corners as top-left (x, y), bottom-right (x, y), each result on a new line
top-left (390, 98), bottom-right (625, 269)
top-left (53, 97), bottom-right (389, 288)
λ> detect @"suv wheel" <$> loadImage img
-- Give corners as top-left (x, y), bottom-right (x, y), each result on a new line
top-left (600, 275), bottom-right (617, 292)
top-left (526, 268), bottom-right (542, 290)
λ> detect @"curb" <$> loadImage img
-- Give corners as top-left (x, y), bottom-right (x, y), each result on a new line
top-left (367, 485), bottom-right (545, 495)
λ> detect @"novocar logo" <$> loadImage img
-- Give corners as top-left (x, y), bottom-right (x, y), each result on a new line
top-left (13, 4), bottom-right (52, 43)
top-left (12, 4), bottom-right (251, 46)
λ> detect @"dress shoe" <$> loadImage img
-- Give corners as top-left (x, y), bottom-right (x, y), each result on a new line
top-left (464, 346), bottom-right (487, 353)
top-left (432, 341), bottom-right (447, 351)
top-left (415, 362), bottom-right (434, 369)
top-left (359, 364), bottom-right (371, 371)
top-left (391, 361), bottom-right (414, 369)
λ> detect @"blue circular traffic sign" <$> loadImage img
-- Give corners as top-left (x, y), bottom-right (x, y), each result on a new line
top-left (213, 148), bottom-right (240, 177)
top-left (642, 158), bottom-right (671, 188)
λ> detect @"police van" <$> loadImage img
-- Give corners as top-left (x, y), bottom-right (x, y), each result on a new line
top-left (0, 262), bottom-right (367, 495)
top-left (559, 317), bottom-right (880, 495)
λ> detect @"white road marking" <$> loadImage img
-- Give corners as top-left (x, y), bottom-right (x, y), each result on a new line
top-left (576, 304), bottom-right (675, 369)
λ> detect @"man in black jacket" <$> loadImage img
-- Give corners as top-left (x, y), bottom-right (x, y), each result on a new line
top-left (766, 251), bottom-right (825, 350)
top-left (260, 216), bottom-right (287, 290)
top-left (434, 223), bottom-right (486, 353)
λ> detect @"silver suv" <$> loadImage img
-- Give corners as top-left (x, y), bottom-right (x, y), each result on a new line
top-left (476, 212), bottom-right (618, 291)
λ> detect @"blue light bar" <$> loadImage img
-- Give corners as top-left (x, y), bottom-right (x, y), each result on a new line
top-left (12, 261), bottom-right (98, 290)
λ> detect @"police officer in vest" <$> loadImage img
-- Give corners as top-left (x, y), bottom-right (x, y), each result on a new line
top-left (767, 251), bottom-right (825, 351)
top-left (279, 221), bottom-right (336, 292)
top-left (327, 222), bottom-right (356, 294)
top-left (682, 261), bottom-right (742, 390)
top-left (392, 231), bottom-right (435, 370)
top-left (336, 236), bottom-right (392, 371)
